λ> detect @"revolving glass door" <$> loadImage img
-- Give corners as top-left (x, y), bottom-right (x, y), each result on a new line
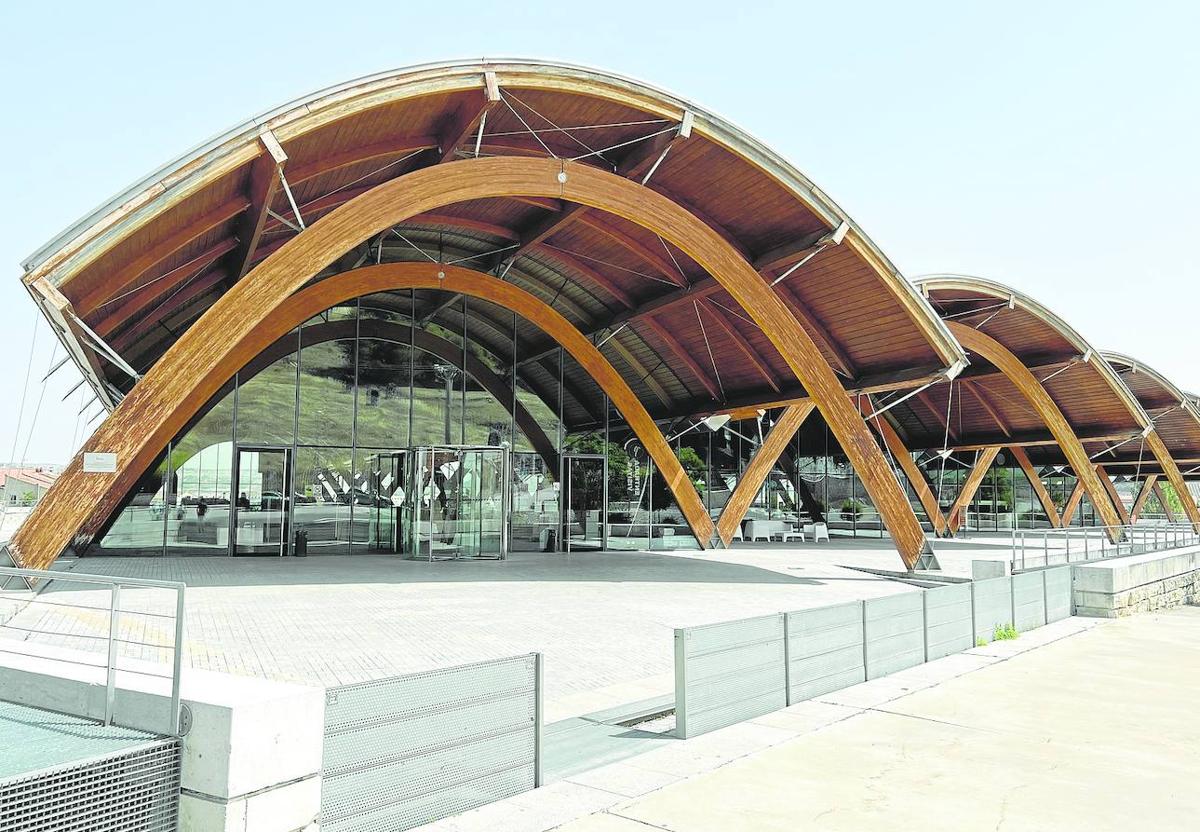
top-left (404, 445), bottom-right (510, 560)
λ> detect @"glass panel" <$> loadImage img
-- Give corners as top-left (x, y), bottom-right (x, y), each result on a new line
top-left (166, 382), bottom-right (235, 555)
top-left (95, 452), bottom-right (168, 555)
top-left (292, 446), bottom-right (354, 555)
top-left (236, 353), bottom-right (297, 447)
top-left (233, 448), bottom-right (290, 556)
top-left (403, 447), bottom-right (507, 560)
top-left (606, 406), bottom-right (650, 550)
top-left (352, 448), bottom-right (407, 553)
top-left (356, 338), bottom-right (412, 450)
top-left (563, 455), bottom-right (605, 551)
top-left (298, 339), bottom-right (355, 447)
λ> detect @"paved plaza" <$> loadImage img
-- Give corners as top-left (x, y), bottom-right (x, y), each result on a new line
top-left (0, 537), bottom-right (1015, 720)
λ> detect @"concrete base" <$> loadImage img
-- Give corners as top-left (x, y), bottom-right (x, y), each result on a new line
top-left (1072, 546), bottom-right (1200, 618)
top-left (0, 643), bottom-right (323, 832)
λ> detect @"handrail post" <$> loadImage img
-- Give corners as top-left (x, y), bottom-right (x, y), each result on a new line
top-left (105, 583), bottom-right (121, 726)
top-left (170, 585), bottom-right (186, 736)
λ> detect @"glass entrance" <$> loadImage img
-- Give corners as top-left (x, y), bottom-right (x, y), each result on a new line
top-left (233, 447), bottom-right (292, 556)
top-left (405, 445), bottom-right (510, 560)
top-left (563, 454), bottom-right (607, 551)
top-left (364, 451), bottom-right (408, 553)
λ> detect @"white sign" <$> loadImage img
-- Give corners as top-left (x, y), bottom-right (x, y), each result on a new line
top-left (83, 452), bottom-right (117, 473)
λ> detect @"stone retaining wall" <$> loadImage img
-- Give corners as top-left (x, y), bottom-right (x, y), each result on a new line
top-left (1072, 547), bottom-right (1200, 618)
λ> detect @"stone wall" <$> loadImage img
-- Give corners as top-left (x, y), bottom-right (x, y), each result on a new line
top-left (1072, 547), bottom-right (1200, 618)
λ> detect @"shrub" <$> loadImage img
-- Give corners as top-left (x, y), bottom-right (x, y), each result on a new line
top-left (992, 623), bottom-right (1019, 641)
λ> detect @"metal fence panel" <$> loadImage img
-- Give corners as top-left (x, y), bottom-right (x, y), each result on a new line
top-left (784, 601), bottom-right (865, 703)
top-left (321, 654), bottom-right (539, 832)
top-left (864, 592), bottom-right (924, 680)
top-left (1012, 570), bottom-right (1047, 632)
top-left (675, 613), bottom-right (786, 739)
top-left (972, 576), bottom-right (1012, 642)
top-left (923, 583), bottom-right (973, 661)
top-left (1044, 566), bottom-right (1073, 623)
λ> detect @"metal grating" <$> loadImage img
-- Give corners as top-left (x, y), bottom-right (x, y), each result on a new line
top-left (863, 592), bottom-right (925, 680)
top-left (1012, 570), bottom-right (1047, 632)
top-left (972, 576), bottom-right (1013, 642)
top-left (923, 583), bottom-right (974, 661)
top-left (1044, 566), bottom-right (1073, 623)
top-left (0, 740), bottom-right (180, 832)
top-left (784, 601), bottom-right (865, 704)
top-left (321, 653), bottom-right (539, 832)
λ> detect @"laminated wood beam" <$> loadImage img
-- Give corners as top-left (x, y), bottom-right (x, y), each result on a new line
top-left (946, 447), bottom-right (1000, 535)
top-left (1130, 474), bottom-right (1158, 523)
top-left (858, 397), bottom-right (947, 536)
top-left (1009, 445), bottom-right (1061, 528)
top-left (946, 320), bottom-right (1124, 542)
top-left (699, 299), bottom-right (780, 393)
top-left (1061, 479), bottom-right (1087, 526)
top-left (641, 317), bottom-right (720, 401)
top-left (14, 156), bottom-right (928, 569)
top-left (231, 130), bottom-right (288, 282)
top-left (1144, 428), bottom-right (1200, 529)
top-left (1094, 464), bottom-right (1132, 526)
top-left (715, 402), bottom-right (815, 545)
top-left (1153, 480), bottom-right (1179, 523)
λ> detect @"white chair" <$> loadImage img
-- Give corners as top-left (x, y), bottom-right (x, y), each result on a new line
top-left (808, 522), bottom-right (830, 543)
top-left (745, 520), bottom-right (771, 542)
top-left (730, 523), bottom-right (744, 542)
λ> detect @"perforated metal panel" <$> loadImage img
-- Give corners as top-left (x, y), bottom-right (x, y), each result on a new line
top-left (1012, 571), bottom-right (1047, 632)
top-left (1044, 566), bottom-right (1073, 623)
top-left (0, 740), bottom-right (180, 832)
top-left (864, 592), bottom-right (924, 679)
top-left (675, 613), bottom-right (786, 739)
top-left (321, 654), bottom-right (539, 832)
top-left (784, 601), bottom-right (865, 703)
top-left (923, 583), bottom-right (974, 661)
top-left (972, 576), bottom-right (1012, 641)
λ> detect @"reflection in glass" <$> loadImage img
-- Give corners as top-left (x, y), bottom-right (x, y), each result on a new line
top-left (298, 339), bottom-right (355, 448)
top-left (292, 446), bottom-right (354, 554)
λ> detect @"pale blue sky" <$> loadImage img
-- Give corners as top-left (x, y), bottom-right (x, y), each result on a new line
top-left (2, 0), bottom-right (1197, 463)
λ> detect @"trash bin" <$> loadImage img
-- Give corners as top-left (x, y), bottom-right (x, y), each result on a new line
top-left (538, 527), bottom-right (556, 552)
top-left (294, 529), bottom-right (308, 557)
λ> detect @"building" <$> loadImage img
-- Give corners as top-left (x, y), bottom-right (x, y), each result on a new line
top-left (0, 466), bottom-right (59, 506)
top-left (8, 60), bottom-right (1199, 571)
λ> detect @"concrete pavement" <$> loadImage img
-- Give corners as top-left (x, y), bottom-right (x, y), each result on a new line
top-left (557, 607), bottom-right (1200, 831)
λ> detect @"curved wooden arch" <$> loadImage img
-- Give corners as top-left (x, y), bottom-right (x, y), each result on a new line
top-left (946, 321), bottom-right (1124, 540)
top-left (12, 263), bottom-right (713, 568)
top-left (14, 156), bottom-right (930, 569)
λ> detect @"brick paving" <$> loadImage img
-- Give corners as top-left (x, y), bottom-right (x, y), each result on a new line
top-left (0, 541), bottom-right (967, 716)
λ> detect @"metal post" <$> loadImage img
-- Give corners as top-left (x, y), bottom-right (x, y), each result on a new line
top-left (921, 590), bottom-right (930, 663)
top-left (170, 585), bottom-right (185, 736)
top-left (861, 602), bottom-right (870, 681)
top-left (105, 584), bottom-right (121, 726)
top-left (969, 580), bottom-right (978, 646)
top-left (1043, 530), bottom-right (1048, 570)
top-left (782, 612), bottom-right (793, 706)
top-left (1084, 526), bottom-right (1089, 560)
top-left (673, 629), bottom-right (688, 739)
top-left (533, 651), bottom-right (543, 787)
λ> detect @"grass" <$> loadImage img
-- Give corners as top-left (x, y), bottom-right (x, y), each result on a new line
top-left (992, 623), bottom-right (1019, 641)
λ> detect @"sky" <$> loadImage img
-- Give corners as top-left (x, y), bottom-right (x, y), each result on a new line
top-left (1, 0), bottom-right (1197, 465)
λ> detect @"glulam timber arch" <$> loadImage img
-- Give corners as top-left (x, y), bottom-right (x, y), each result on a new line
top-left (1102, 352), bottom-right (1200, 527)
top-left (15, 154), bottom-right (936, 569)
top-left (24, 60), bottom-right (964, 436)
top-left (945, 321), bottom-right (1125, 539)
top-left (12, 263), bottom-right (715, 567)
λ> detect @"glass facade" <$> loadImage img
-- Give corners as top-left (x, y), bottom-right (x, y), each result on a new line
top-left (94, 288), bottom-right (1120, 558)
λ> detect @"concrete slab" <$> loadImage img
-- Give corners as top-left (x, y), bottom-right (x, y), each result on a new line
top-left (552, 608), bottom-right (1200, 832)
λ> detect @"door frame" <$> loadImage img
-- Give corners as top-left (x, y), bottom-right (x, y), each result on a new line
top-left (561, 453), bottom-right (608, 552)
top-left (231, 444), bottom-right (293, 557)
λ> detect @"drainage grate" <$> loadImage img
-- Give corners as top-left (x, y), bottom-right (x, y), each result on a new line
top-left (0, 739), bottom-right (181, 832)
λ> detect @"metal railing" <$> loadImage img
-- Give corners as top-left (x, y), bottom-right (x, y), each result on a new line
top-left (0, 566), bottom-right (186, 736)
top-left (1010, 523), bottom-right (1200, 571)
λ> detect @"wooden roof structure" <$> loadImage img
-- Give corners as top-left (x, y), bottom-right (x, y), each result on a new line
top-left (1102, 353), bottom-right (1200, 477)
top-left (21, 59), bottom-right (963, 424)
top-left (903, 275), bottom-right (1151, 468)
top-left (11, 61), bottom-right (1198, 570)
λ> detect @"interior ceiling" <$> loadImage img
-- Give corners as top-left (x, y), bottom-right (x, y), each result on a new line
top-left (26, 61), bottom-right (956, 429)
